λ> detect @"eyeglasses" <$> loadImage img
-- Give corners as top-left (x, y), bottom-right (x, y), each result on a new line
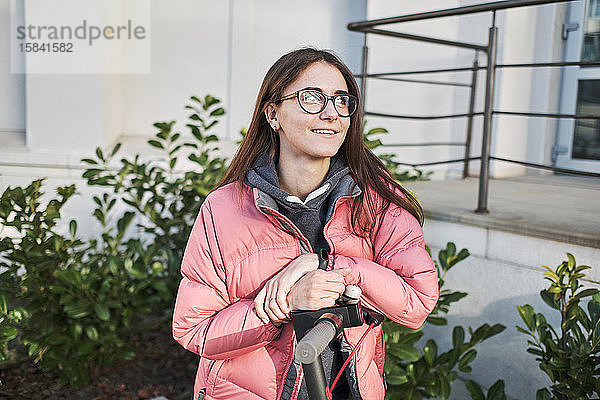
top-left (277, 88), bottom-right (358, 117)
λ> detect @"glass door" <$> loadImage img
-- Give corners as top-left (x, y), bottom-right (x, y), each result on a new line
top-left (555, 0), bottom-right (600, 173)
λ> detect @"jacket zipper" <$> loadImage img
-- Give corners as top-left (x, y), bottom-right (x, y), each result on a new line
top-left (323, 192), bottom-right (365, 399)
top-left (256, 205), bottom-right (312, 400)
top-left (256, 192), bottom-right (365, 400)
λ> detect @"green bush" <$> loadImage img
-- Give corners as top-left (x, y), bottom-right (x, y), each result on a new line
top-left (517, 253), bottom-right (599, 399)
top-left (81, 94), bottom-right (227, 295)
top-left (0, 95), bottom-right (228, 386)
top-left (383, 242), bottom-right (506, 400)
top-left (0, 180), bottom-right (171, 385)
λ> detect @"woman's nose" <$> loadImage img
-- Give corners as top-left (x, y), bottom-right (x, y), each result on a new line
top-left (320, 98), bottom-right (338, 120)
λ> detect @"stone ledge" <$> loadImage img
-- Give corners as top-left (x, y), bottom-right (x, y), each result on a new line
top-left (405, 175), bottom-right (600, 249)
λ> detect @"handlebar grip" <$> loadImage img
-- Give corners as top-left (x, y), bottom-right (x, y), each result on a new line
top-left (295, 318), bottom-right (338, 364)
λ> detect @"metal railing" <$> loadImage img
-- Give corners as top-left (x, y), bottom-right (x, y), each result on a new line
top-left (348, 0), bottom-right (600, 213)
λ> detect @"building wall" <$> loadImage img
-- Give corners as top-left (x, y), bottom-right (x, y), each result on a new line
top-left (1, 0), bottom-right (366, 156)
top-left (1, 1), bottom-right (572, 177)
top-left (0, 0), bottom-right (25, 141)
top-left (424, 219), bottom-right (600, 399)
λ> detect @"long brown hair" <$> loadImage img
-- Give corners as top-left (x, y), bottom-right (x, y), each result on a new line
top-left (217, 48), bottom-right (424, 235)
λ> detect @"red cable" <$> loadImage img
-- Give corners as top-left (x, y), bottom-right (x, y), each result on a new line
top-left (325, 323), bottom-right (375, 400)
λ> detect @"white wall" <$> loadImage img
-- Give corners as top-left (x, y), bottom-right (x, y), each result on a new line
top-left (0, 0), bottom-right (367, 156)
top-left (121, 0), bottom-right (367, 143)
top-left (423, 219), bottom-right (600, 399)
top-left (0, 0), bottom-right (25, 141)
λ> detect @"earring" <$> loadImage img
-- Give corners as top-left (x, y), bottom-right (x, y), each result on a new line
top-left (271, 122), bottom-right (278, 131)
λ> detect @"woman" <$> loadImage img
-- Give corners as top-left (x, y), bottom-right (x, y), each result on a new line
top-left (173, 48), bottom-right (439, 400)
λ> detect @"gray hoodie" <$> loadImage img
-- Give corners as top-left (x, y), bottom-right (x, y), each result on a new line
top-left (245, 151), bottom-right (352, 253)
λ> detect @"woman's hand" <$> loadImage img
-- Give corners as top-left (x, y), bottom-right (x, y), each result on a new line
top-left (287, 268), bottom-right (352, 311)
top-left (254, 253), bottom-right (319, 325)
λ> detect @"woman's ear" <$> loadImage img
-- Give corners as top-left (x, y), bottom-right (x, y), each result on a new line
top-left (264, 104), bottom-right (279, 131)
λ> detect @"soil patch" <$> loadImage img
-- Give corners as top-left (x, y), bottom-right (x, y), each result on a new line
top-left (0, 324), bottom-right (198, 400)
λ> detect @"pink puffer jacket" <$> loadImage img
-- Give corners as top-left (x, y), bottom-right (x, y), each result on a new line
top-left (172, 181), bottom-right (439, 400)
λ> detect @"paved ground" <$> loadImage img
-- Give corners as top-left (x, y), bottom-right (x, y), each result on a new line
top-left (404, 174), bottom-right (600, 248)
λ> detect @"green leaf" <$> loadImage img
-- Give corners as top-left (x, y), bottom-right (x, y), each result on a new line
top-left (447, 242), bottom-right (456, 256)
top-left (76, 340), bottom-right (95, 356)
top-left (547, 285), bottom-right (562, 294)
top-left (588, 299), bottom-right (600, 324)
top-left (204, 94), bottom-right (221, 108)
top-left (69, 220), bottom-right (77, 237)
top-left (0, 293), bottom-right (8, 315)
top-left (85, 325), bottom-right (99, 341)
top-left (516, 325), bottom-right (534, 336)
top-left (148, 139), bottom-right (164, 149)
top-left (526, 348), bottom-right (544, 357)
top-left (423, 339), bottom-right (437, 366)
top-left (517, 305), bottom-right (536, 331)
top-left (110, 142), bottom-right (122, 157)
top-left (64, 302), bottom-right (90, 319)
top-left (386, 373), bottom-right (409, 385)
top-left (426, 316), bottom-right (448, 326)
top-left (542, 265), bottom-right (558, 280)
top-left (95, 147), bottom-right (105, 162)
top-left (452, 326), bottom-right (465, 349)
top-left (487, 380), bottom-right (506, 400)
top-left (209, 107), bottom-right (225, 117)
top-left (117, 211), bottom-right (135, 237)
top-left (0, 326), bottom-right (18, 341)
top-left (94, 303), bottom-right (110, 321)
top-left (572, 288), bottom-right (598, 302)
top-left (465, 380), bottom-right (485, 400)
top-left (26, 341), bottom-right (40, 357)
top-left (438, 250), bottom-right (448, 271)
top-left (388, 343), bottom-right (420, 361)
top-left (536, 388), bottom-right (552, 400)
top-left (540, 290), bottom-right (559, 310)
top-left (458, 349), bottom-right (477, 371)
top-left (486, 324), bottom-right (506, 338)
top-left (566, 253), bottom-right (576, 270)
top-left (439, 373), bottom-right (451, 399)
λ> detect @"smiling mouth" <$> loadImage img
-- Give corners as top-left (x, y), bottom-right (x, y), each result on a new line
top-left (312, 129), bottom-right (337, 135)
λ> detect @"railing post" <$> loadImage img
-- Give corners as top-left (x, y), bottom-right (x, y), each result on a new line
top-left (463, 52), bottom-right (479, 178)
top-left (475, 18), bottom-right (498, 214)
top-left (360, 34), bottom-right (369, 114)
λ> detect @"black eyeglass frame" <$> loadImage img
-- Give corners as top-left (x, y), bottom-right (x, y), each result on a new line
top-left (276, 88), bottom-right (358, 117)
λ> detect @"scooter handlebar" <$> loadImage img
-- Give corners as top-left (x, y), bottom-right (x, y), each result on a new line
top-left (295, 313), bottom-right (342, 364)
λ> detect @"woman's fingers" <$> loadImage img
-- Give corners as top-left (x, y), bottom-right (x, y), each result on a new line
top-left (254, 254), bottom-right (319, 324)
top-left (262, 282), bottom-right (287, 322)
top-left (257, 262), bottom-right (352, 321)
top-left (264, 298), bottom-right (287, 322)
top-left (254, 288), bottom-right (269, 324)
top-left (275, 287), bottom-right (291, 317)
top-left (288, 270), bottom-right (351, 311)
